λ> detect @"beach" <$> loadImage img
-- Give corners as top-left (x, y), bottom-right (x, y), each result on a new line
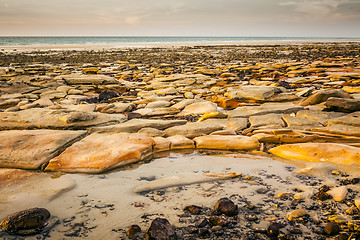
top-left (0, 42), bottom-right (360, 239)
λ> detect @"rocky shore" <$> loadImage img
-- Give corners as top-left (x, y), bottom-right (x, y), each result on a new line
top-left (0, 43), bottom-right (359, 239)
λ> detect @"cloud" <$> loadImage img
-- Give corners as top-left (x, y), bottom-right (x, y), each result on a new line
top-left (279, 0), bottom-right (360, 19)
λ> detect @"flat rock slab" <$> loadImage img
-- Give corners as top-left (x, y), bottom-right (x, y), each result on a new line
top-left (282, 114), bottom-right (323, 127)
top-left (0, 108), bottom-right (126, 130)
top-left (229, 86), bottom-right (280, 101)
top-left (269, 143), bottom-right (360, 166)
top-left (203, 118), bottom-right (248, 132)
top-left (300, 89), bottom-right (351, 106)
top-left (325, 97), bottom-right (360, 112)
top-left (0, 169), bottom-right (40, 188)
top-left (90, 119), bottom-right (187, 133)
top-left (177, 101), bottom-right (219, 116)
top-left (311, 124), bottom-right (360, 137)
top-left (45, 133), bottom-right (154, 173)
top-left (249, 114), bottom-right (284, 128)
top-left (164, 121), bottom-right (224, 139)
top-left (327, 112), bottom-right (360, 127)
top-left (228, 103), bottom-right (303, 118)
top-left (0, 130), bottom-right (87, 170)
top-left (296, 110), bottom-right (346, 125)
top-left (55, 74), bottom-right (120, 85)
top-left (194, 135), bottom-right (259, 150)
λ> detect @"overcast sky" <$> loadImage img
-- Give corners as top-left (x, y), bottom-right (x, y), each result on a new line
top-left (0, 0), bottom-right (359, 37)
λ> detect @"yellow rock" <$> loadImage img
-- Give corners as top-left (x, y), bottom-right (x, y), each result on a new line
top-left (194, 135), bottom-right (259, 150)
top-left (167, 135), bottom-right (195, 150)
top-left (355, 198), bottom-right (360, 210)
top-left (45, 133), bottom-right (154, 173)
top-left (197, 112), bottom-right (227, 122)
top-left (277, 192), bottom-right (292, 198)
top-left (82, 67), bottom-right (99, 74)
top-left (287, 209), bottom-right (307, 221)
top-left (269, 143), bottom-right (360, 166)
top-left (328, 215), bottom-right (347, 224)
top-left (327, 186), bottom-right (348, 202)
top-left (343, 86), bottom-right (360, 93)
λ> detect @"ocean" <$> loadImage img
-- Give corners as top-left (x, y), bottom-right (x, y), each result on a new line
top-left (0, 36), bottom-right (354, 47)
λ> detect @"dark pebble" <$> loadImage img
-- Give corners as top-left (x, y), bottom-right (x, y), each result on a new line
top-left (267, 222), bottom-right (283, 238)
top-left (324, 222), bottom-right (340, 236)
top-left (195, 218), bottom-right (208, 228)
top-left (198, 228), bottom-right (209, 236)
top-left (145, 218), bottom-right (177, 240)
top-left (289, 227), bottom-right (302, 234)
top-left (126, 225), bottom-right (141, 238)
top-left (214, 198), bottom-right (238, 217)
top-left (184, 205), bottom-right (202, 215)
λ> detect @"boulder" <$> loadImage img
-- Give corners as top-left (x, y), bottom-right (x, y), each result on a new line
top-left (269, 143), bottom-right (360, 165)
top-left (194, 135), bottom-right (259, 150)
top-left (45, 133), bottom-right (154, 173)
top-left (0, 130), bottom-right (86, 170)
top-left (0, 208), bottom-right (50, 235)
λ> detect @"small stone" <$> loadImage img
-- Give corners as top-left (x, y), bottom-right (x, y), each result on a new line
top-left (195, 218), bottom-right (208, 228)
top-left (355, 198), bottom-right (360, 210)
top-left (289, 227), bottom-right (302, 234)
top-left (315, 191), bottom-right (332, 201)
top-left (208, 215), bottom-right (229, 226)
top-left (287, 209), bottom-right (307, 221)
top-left (245, 214), bottom-right (258, 221)
top-left (185, 225), bottom-right (197, 234)
top-left (214, 198), bottom-right (238, 216)
top-left (198, 228), bottom-right (209, 236)
top-left (267, 222), bottom-right (283, 238)
top-left (346, 206), bottom-right (359, 215)
top-left (327, 186), bottom-right (347, 202)
top-left (145, 218), bottom-right (177, 240)
top-left (0, 208), bottom-right (50, 235)
top-left (338, 233), bottom-right (350, 240)
top-left (211, 225), bottom-right (222, 232)
top-left (324, 222), bottom-right (340, 236)
top-left (127, 225), bottom-right (141, 238)
top-left (184, 205), bottom-right (202, 215)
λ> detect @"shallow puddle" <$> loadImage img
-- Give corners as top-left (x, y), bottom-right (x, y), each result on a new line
top-left (0, 152), bottom-right (359, 239)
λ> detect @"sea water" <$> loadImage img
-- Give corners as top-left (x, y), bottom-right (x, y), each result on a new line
top-left (0, 36), bottom-right (352, 47)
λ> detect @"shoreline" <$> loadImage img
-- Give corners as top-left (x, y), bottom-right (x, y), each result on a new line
top-left (1, 39), bottom-right (360, 52)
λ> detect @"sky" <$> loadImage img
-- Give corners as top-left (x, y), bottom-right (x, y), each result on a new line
top-left (0, 0), bottom-right (359, 37)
